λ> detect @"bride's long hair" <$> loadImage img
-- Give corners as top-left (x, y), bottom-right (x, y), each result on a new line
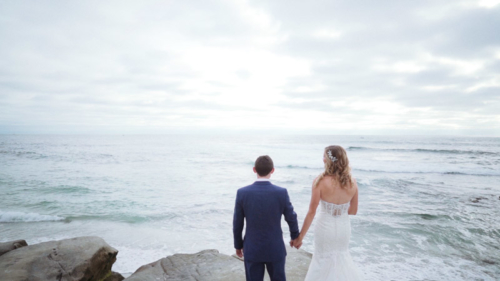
top-left (314, 145), bottom-right (353, 189)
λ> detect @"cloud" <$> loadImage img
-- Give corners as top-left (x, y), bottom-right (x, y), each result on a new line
top-left (0, 0), bottom-right (499, 135)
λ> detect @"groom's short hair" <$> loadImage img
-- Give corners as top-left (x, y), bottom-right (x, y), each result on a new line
top-left (255, 155), bottom-right (274, 176)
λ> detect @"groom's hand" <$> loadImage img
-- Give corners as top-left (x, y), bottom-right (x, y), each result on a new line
top-left (236, 248), bottom-right (244, 258)
top-left (292, 238), bottom-right (303, 249)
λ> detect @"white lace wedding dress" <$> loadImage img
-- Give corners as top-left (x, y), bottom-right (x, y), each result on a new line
top-left (304, 200), bottom-right (362, 281)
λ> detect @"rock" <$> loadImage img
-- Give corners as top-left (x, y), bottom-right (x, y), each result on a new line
top-left (282, 246), bottom-right (312, 281)
top-left (482, 259), bottom-right (496, 265)
top-left (125, 246), bottom-right (311, 281)
top-left (471, 196), bottom-right (487, 203)
top-left (103, 271), bottom-right (125, 281)
top-left (0, 239), bottom-right (28, 257)
top-left (125, 249), bottom-right (244, 281)
top-left (0, 236), bottom-right (118, 281)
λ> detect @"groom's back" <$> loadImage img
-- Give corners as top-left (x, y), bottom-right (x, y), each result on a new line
top-left (239, 183), bottom-right (284, 232)
top-left (235, 181), bottom-right (294, 262)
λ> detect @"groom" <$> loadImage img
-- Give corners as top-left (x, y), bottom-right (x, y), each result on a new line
top-left (233, 155), bottom-right (300, 281)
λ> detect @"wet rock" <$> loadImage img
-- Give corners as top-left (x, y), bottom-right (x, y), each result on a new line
top-left (0, 239), bottom-right (28, 257)
top-left (482, 259), bottom-right (496, 265)
top-left (125, 246), bottom-right (311, 281)
top-left (471, 197), bottom-right (487, 203)
top-left (0, 236), bottom-right (118, 281)
top-left (103, 271), bottom-right (125, 281)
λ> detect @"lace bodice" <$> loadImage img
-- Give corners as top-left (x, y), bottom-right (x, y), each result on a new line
top-left (320, 200), bottom-right (350, 217)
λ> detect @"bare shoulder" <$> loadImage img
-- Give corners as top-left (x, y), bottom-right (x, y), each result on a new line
top-left (314, 174), bottom-right (333, 188)
top-left (312, 174), bottom-right (321, 183)
top-left (312, 175), bottom-right (322, 188)
top-left (350, 177), bottom-right (358, 192)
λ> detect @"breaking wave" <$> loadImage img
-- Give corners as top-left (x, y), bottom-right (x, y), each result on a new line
top-left (0, 211), bottom-right (65, 223)
top-left (347, 146), bottom-right (498, 156)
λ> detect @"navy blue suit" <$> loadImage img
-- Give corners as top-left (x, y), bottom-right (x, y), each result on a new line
top-left (233, 180), bottom-right (300, 281)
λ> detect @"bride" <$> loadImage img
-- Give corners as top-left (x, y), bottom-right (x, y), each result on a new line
top-left (293, 145), bottom-right (362, 280)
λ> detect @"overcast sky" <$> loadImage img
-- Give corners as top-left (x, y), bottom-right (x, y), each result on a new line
top-left (1, 0), bottom-right (499, 135)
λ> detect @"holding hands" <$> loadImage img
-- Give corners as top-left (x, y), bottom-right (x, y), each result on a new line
top-left (290, 236), bottom-right (303, 249)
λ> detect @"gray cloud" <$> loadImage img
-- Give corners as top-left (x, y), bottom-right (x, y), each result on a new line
top-left (0, 0), bottom-right (499, 134)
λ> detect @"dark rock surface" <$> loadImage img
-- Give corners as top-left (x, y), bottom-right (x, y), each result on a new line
top-left (125, 246), bottom-right (311, 281)
top-left (471, 196), bottom-right (487, 203)
top-left (0, 236), bottom-right (118, 281)
top-left (0, 240), bottom-right (28, 257)
top-left (103, 271), bottom-right (125, 281)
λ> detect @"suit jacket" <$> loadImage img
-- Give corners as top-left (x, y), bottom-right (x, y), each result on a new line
top-left (233, 181), bottom-right (300, 262)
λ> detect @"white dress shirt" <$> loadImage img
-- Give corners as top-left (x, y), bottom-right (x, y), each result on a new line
top-left (255, 178), bottom-right (271, 182)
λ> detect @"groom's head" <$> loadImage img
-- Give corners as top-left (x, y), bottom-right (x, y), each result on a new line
top-left (254, 155), bottom-right (274, 177)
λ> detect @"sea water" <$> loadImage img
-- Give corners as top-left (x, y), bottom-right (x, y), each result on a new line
top-left (0, 135), bottom-right (499, 280)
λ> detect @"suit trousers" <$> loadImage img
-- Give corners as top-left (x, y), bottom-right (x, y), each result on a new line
top-left (244, 258), bottom-right (286, 281)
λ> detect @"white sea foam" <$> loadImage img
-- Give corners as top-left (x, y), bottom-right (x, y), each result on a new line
top-left (355, 254), bottom-right (497, 281)
top-left (0, 211), bottom-right (64, 222)
top-left (111, 245), bottom-right (174, 277)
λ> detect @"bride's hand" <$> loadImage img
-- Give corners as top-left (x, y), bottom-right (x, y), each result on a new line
top-left (292, 238), bottom-right (303, 249)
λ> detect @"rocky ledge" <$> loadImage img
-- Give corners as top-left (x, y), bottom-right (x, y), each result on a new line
top-left (0, 237), bottom-right (311, 281)
top-left (0, 236), bottom-right (122, 281)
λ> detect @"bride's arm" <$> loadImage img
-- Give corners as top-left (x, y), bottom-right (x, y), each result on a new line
top-left (348, 179), bottom-right (358, 215)
top-left (295, 178), bottom-right (321, 247)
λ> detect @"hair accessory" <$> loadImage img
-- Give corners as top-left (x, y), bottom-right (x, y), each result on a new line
top-left (327, 150), bottom-right (337, 162)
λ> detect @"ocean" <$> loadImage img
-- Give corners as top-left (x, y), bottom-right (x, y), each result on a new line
top-left (0, 135), bottom-right (499, 280)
